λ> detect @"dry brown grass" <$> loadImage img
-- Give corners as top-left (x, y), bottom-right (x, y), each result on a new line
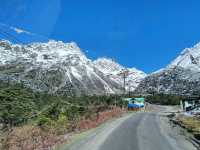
top-left (177, 115), bottom-right (200, 139)
top-left (78, 107), bottom-right (125, 131)
top-left (1, 125), bottom-right (62, 150)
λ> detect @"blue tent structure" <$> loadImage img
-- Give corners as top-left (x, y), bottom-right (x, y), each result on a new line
top-left (123, 97), bottom-right (145, 109)
top-left (128, 103), bottom-right (140, 109)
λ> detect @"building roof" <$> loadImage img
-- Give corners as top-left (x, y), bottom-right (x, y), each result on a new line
top-left (123, 97), bottom-right (145, 103)
top-left (134, 98), bottom-right (145, 102)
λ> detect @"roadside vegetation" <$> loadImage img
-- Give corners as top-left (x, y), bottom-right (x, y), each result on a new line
top-left (0, 84), bottom-right (127, 150)
top-left (146, 93), bottom-right (182, 105)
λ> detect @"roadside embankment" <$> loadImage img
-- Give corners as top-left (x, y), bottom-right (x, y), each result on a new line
top-left (169, 113), bottom-right (200, 148)
top-left (0, 107), bottom-right (126, 150)
top-left (78, 107), bottom-right (126, 131)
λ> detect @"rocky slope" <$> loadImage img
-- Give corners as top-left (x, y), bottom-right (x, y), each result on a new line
top-left (135, 42), bottom-right (200, 95)
top-left (94, 58), bottom-right (146, 91)
top-left (0, 40), bottom-right (145, 96)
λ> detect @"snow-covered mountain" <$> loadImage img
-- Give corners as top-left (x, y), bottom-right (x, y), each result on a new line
top-left (0, 40), bottom-right (145, 96)
top-left (94, 58), bottom-right (146, 91)
top-left (168, 42), bottom-right (200, 71)
top-left (135, 42), bottom-right (200, 95)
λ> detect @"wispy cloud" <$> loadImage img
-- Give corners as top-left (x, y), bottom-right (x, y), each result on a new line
top-left (0, 23), bottom-right (34, 35)
top-left (0, 22), bottom-right (49, 41)
top-left (0, 22), bottom-right (32, 35)
top-left (10, 26), bottom-right (32, 35)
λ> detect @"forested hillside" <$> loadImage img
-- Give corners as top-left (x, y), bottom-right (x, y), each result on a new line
top-left (0, 83), bottom-right (127, 149)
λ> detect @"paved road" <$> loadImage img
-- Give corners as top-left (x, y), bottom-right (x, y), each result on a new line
top-left (63, 109), bottom-right (197, 150)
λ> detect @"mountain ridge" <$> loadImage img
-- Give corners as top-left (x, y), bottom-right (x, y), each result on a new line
top-left (0, 39), bottom-right (146, 96)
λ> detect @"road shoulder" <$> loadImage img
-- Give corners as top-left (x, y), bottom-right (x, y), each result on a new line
top-left (57, 113), bottom-right (135, 150)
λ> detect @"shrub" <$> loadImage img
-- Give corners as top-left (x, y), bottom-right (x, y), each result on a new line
top-left (146, 93), bottom-right (182, 105)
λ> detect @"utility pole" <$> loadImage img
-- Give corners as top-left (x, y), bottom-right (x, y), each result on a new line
top-left (118, 69), bottom-right (129, 95)
top-left (128, 84), bottom-right (131, 97)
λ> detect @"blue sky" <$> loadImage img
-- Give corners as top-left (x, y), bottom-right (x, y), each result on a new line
top-left (0, 0), bottom-right (200, 73)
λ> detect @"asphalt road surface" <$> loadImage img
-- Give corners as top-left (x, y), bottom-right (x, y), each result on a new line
top-left (63, 107), bottom-right (197, 150)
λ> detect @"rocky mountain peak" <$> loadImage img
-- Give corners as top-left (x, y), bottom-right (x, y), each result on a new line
top-left (169, 42), bottom-right (200, 71)
top-left (94, 57), bottom-right (146, 91)
top-left (136, 42), bottom-right (200, 95)
top-left (94, 57), bottom-right (124, 75)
